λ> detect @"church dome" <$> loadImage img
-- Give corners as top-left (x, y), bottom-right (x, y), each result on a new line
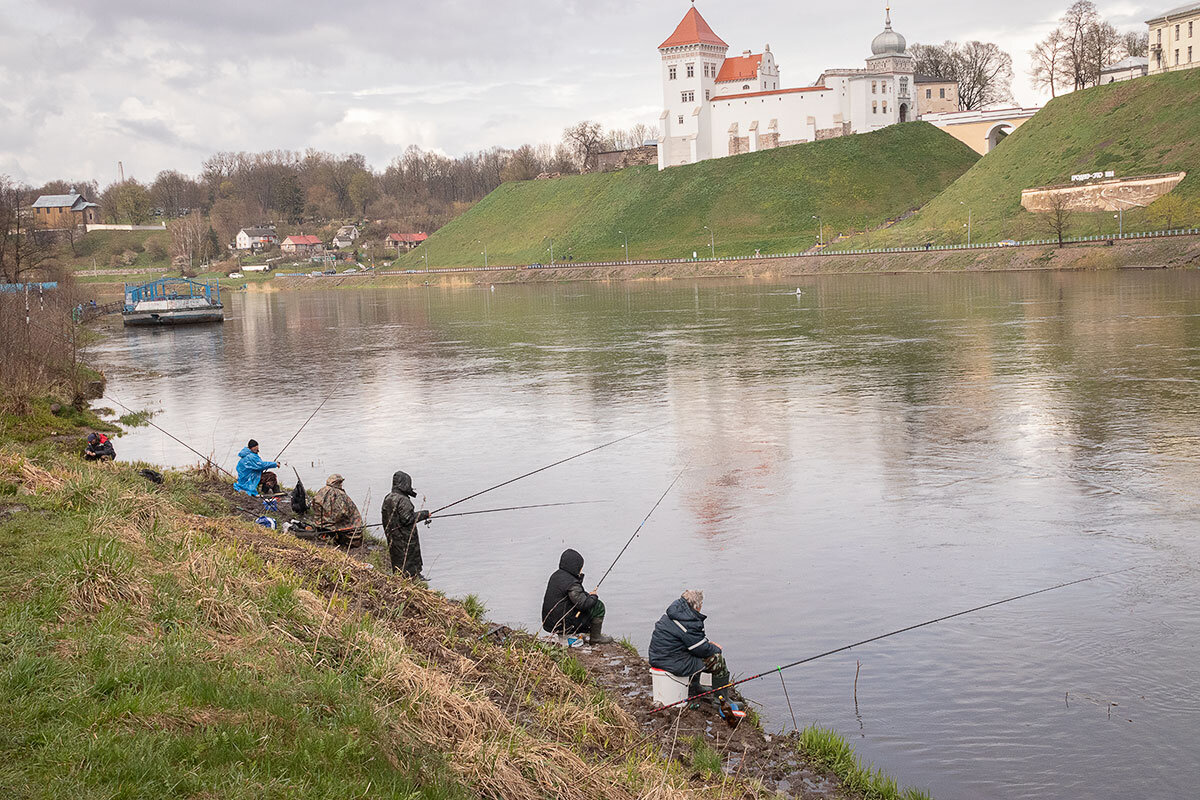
top-left (871, 8), bottom-right (907, 55)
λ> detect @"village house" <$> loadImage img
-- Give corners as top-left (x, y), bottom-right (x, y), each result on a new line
top-left (1148, 2), bottom-right (1199, 74)
top-left (331, 233), bottom-right (355, 249)
top-left (336, 224), bottom-right (360, 241)
top-left (281, 234), bottom-right (323, 255)
top-left (386, 232), bottom-right (428, 251)
top-left (30, 190), bottom-right (100, 229)
top-left (235, 227), bottom-right (279, 250)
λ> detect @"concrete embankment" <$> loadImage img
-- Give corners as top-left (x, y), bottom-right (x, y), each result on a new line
top-left (271, 235), bottom-right (1200, 290)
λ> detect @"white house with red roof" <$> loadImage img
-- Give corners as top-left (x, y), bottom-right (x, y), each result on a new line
top-left (385, 232), bottom-right (429, 251)
top-left (658, 5), bottom-right (948, 168)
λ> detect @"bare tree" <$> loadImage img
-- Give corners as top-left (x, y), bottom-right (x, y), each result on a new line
top-left (1030, 30), bottom-right (1067, 98)
top-left (911, 40), bottom-right (1014, 109)
top-left (1060, 1), bottom-right (1100, 89)
top-left (1120, 30), bottom-right (1149, 58)
top-left (562, 121), bottom-right (606, 172)
top-left (168, 211), bottom-right (210, 269)
top-left (1041, 192), bottom-right (1073, 246)
top-left (1086, 21), bottom-right (1123, 84)
top-left (0, 177), bottom-right (55, 283)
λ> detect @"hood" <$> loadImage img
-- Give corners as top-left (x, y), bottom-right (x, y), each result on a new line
top-left (237, 446), bottom-right (254, 458)
top-left (667, 595), bottom-right (706, 623)
top-left (558, 548), bottom-right (584, 577)
top-left (391, 471), bottom-right (416, 497)
top-left (326, 474), bottom-right (344, 488)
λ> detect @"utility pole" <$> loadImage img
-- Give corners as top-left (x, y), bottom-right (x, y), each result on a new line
top-left (476, 239), bottom-right (488, 268)
top-left (960, 201), bottom-right (971, 246)
top-left (703, 225), bottom-right (715, 258)
top-left (812, 215), bottom-right (823, 245)
top-left (619, 229), bottom-right (628, 263)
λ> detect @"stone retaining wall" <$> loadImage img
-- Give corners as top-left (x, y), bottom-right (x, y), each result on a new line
top-left (1021, 172), bottom-right (1186, 213)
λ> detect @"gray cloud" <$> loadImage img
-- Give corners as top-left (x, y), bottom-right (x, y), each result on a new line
top-left (0, 0), bottom-right (1162, 184)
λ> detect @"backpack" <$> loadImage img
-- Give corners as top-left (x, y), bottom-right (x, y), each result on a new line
top-left (291, 477), bottom-right (308, 516)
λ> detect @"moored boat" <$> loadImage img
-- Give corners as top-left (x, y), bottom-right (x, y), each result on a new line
top-left (122, 277), bottom-right (224, 326)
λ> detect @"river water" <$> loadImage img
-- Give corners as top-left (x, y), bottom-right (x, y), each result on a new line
top-left (92, 272), bottom-right (1200, 800)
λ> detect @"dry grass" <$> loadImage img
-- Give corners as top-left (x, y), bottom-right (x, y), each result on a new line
top-left (64, 537), bottom-right (149, 613)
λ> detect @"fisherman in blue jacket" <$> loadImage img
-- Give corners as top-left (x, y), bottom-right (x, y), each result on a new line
top-left (648, 590), bottom-right (733, 706)
top-left (234, 439), bottom-right (278, 496)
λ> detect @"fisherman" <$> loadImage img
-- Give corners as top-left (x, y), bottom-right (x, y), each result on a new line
top-left (83, 432), bottom-right (116, 462)
top-left (541, 548), bottom-right (613, 645)
top-left (311, 474), bottom-right (364, 548)
top-left (381, 470), bottom-right (430, 578)
top-left (648, 590), bottom-right (734, 709)
top-left (258, 470), bottom-right (281, 495)
top-left (234, 439), bottom-right (278, 496)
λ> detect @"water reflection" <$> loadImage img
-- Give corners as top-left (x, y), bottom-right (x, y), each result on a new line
top-left (93, 272), bottom-right (1200, 800)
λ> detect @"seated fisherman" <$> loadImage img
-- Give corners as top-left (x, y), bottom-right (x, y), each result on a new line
top-left (257, 470), bottom-right (281, 495)
top-left (234, 440), bottom-right (278, 496)
top-left (540, 548), bottom-right (613, 645)
top-left (311, 474), bottom-right (364, 548)
top-left (83, 432), bottom-right (116, 462)
top-left (648, 590), bottom-right (733, 708)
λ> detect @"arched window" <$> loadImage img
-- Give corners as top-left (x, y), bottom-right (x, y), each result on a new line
top-left (882, 101), bottom-right (888, 113)
top-left (872, 101), bottom-right (878, 113)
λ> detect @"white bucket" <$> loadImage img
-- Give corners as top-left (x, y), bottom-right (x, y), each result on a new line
top-left (650, 667), bottom-right (690, 706)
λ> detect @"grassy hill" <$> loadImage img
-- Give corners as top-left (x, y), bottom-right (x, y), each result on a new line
top-left (396, 123), bottom-right (979, 267)
top-left (831, 69), bottom-right (1200, 249)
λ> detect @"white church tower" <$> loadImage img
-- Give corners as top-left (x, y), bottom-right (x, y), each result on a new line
top-left (657, 3), bottom-right (728, 169)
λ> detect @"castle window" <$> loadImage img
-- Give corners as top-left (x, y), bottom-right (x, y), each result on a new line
top-left (677, 115), bottom-right (684, 125)
top-left (882, 101), bottom-right (887, 113)
top-left (743, 84), bottom-right (750, 90)
top-left (872, 101), bottom-right (877, 113)
top-left (1176, 24), bottom-right (1180, 39)
top-left (925, 88), bottom-right (931, 98)
top-left (681, 91), bottom-right (694, 102)
top-left (1190, 21), bottom-right (1194, 37)
top-left (1157, 29), bottom-right (1162, 44)
top-left (1190, 46), bottom-right (1194, 62)
top-left (669, 66), bottom-right (677, 80)
top-left (705, 89), bottom-right (711, 100)
top-left (940, 88), bottom-right (946, 98)
top-left (872, 81), bottom-right (877, 93)
top-left (1176, 48), bottom-right (1180, 64)
top-left (687, 63), bottom-right (695, 78)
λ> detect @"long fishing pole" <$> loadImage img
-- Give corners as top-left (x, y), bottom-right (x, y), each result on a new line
top-left (290, 500), bottom-right (608, 537)
top-left (274, 376), bottom-right (347, 461)
top-left (430, 422), bottom-right (669, 515)
top-left (650, 566), bottom-right (1138, 713)
top-left (106, 396), bottom-right (236, 479)
top-left (592, 465), bottom-right (687, 591)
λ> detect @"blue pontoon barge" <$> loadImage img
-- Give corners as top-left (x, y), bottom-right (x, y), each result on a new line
top-left (122, 277), bottom-right (224, 326)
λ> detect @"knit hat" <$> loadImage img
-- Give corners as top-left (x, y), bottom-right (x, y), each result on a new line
top-left (682, 590), bottom-right (704, 612)
top-left (248, 439), bottom-right (259, 449)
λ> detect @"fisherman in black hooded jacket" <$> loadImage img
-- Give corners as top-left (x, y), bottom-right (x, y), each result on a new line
top-left (381, 471), bottom-right (430, 578)
top-left (541, 548), bottom-right (613, 644)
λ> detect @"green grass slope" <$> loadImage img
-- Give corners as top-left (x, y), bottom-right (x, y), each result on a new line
top-left (397, 122), bottom-right (978, 267)
top-left (835, 69), bottom-right (1200, 249)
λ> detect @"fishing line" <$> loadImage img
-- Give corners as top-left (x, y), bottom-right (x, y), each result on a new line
top-left (593, 464), bottom-right (688, 591)
top-left (274, 376), bottom-right (348, 461)
top-left (106, 395), bottom-right (236, 479)
top-left (430, 421), bottom-right (669, 515)
top-left (290, 500), bottom-right (606, 537)
top-left (650, 566), bottom-right (1138, 713)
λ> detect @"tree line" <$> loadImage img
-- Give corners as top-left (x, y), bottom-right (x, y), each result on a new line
top-left (4, 121), bottom-right (658, 260)
top-left (1030, 1), bottom-right (1148, 97)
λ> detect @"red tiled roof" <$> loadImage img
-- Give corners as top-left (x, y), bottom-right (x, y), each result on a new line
top-left (388, 232), bottom-right (428, 243)
top-left (715, 54), bottom-right (762, 83)
top-left (710, 86), bottom-right (829, 102)
top-left (283, 235), bottom-right (322, 245)
top-left (659, 7), bottom-right (728, 49)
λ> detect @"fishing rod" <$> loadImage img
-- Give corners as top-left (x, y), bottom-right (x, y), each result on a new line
top-left (650, 566), bottom-right (1138, 713)
top-left (106, 396), bottom-right (237, 480)
top-left (430, 422), bottom-right (669, 515)
top-left (289, 500), bottom-right (608, 537)
top-left (274, 376), bottom-right (347, 461)
top-left (593, 465), bottom-right (687, 591)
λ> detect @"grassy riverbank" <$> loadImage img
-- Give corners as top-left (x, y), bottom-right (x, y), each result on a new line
top-left (0, 398), bottom-right (932, 799)
top-left (831, 69), bottom-right (1200, 249)
top-left (392, 123), bottom-right (978, 267)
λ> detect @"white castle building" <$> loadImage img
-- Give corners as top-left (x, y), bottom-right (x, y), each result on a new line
top-left (657, 4), bottom-right (942, 169)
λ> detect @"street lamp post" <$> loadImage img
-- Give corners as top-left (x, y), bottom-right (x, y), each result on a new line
top-left (421, 247), bottom-right (428, 270)
top-left (702, 225), bottom-right (715, 259)
top-left (812, 215), bottom-right (823, 246)
top-left (476, 239), bottom-right (488, 268)
top-left (543, 236), bottom-right (554, 265)
top-left (1114, 209), bottom-right (1123, 237)
top-left (960, 201), bottom-right (972, 246)
top-left (618, 230), bottom-right (628, 263)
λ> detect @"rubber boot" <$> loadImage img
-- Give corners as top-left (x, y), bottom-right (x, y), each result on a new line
top-left (587, 617), bottom-right (614, 645)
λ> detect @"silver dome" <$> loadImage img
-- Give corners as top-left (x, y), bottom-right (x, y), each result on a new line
top-left (871, 8), bottom-right (907, 55)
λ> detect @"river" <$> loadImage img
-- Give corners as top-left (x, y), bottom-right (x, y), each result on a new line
top-left (92, 271), bottom-right (1200, 800)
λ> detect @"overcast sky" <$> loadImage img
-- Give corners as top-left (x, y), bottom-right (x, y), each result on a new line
top-left (0, 0), bottom-right (1160, 185)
